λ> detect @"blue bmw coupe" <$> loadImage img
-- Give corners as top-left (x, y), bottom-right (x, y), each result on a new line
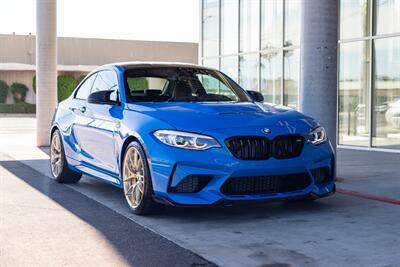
top-left (50, 62), bottom-right (335, 214)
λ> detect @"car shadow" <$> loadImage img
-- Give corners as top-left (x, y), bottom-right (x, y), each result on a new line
top-left (0, 156), bottom-right (215, 267)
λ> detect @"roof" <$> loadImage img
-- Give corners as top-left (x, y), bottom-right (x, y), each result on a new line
top-left (111, 61), bottom-right (216, 71)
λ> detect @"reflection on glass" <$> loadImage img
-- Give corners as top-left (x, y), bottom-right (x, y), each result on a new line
top-left (240, 0), bottom-right (260, 52)
top-left (239, 54), bottom-right (259, 91)
top-left (340, 0), bottom-right (369, 39)
top-left (372, 37), bottom-right (400, 149)
top-left (221, 56), bottom-right (239, 82)
top-left (261, 0), bottom-right (283, 50)
top-left (375, 0), bottom-right (400, 35)
top-left (202, 58), bottom-right (219, 70)
top-left (284, 0), bottom-right (300, 47)
top-left (203, 0), bottom-right (219, 57)
top-left (221, 0), bottom-right (239, 55)
top-left (338, 41), bottom-right (370, 146)
top-left (283, 49), bottom-right (299, 108)
top-left (261, 52), bottom-right (282, 104)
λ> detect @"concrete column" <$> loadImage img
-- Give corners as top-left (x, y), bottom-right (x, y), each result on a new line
top-left (299, 0), bottom-right (338, 150)
top-left (36, 0), bottom-right (57, 146)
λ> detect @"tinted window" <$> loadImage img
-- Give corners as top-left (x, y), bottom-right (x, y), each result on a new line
top-left (127, 77), bottom-right (167, 92)
top-left (197, 74), bottom-right (238, 101)
top-left (91, 70), bottom-right (119, 101)
top-left (75, 74), bottom-right (96, 100)
top-left (124, 67), bottom-right (248, 103)
top-left (92, 70), bottom-right (118, 92)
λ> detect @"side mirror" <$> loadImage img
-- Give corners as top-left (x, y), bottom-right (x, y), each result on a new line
top-left (247, 90), bottom-right (264, 102)
top-left (88, 90), bottom-right (119, 105)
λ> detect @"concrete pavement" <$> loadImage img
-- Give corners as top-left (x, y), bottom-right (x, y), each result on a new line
top-left (1, 117), bottom-right (400, 267)
top-left (0, 152), bottom-right (214, 267)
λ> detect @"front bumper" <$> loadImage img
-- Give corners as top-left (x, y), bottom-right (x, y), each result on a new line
top-left (145, 133), bottom-right (336, 206)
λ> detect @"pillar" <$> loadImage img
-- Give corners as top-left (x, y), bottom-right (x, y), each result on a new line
top-left (300, 0), bottom-right (338, 150)
top-left (36, 0), bottom-right (57, 146)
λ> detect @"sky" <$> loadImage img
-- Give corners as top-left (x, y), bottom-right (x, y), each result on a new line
top-left (0, 0), bottom-right (199, 43)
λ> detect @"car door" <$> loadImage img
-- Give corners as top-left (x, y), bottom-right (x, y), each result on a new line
top-left (79, 69), bottom-right (121, 175)
top-left (68, 73), bottom-right (97, 162)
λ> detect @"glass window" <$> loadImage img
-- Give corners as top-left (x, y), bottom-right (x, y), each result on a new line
top-left (372, 37), bottom-right (400, 149)
top-left (221, 0), bottom-right (238, 55)
top-left (75, 74), bottom-right (96, 100)
top-left (284, 0), bottom-right (301, 47)
top-left (261, 51), bottom-right (282, 104)
top-left (283, 49), bottom-right (299, 108)
top-left (338, 41), bottom-right (370, 147)
top-left (240, 0), bottom-right (260, 52)
top-left (123, 67), bottom-right (244, 102)
top-left (375, 0), bottom-right (400, 35)
top-left (197, 74), bottom-right (239, 100)
top-left (203, 0), bottom-right (220, 57)
top-left (221, 56), bottom-right (238, 82)
top-left (127, 77), bottom-right (167, 92)
top-left (340, 0), bottom-right (369, 39)
top-left (261, 0), bottom-right (283, 50)
top-left (92, 70), bottom-right (119, 101)
top-left (92, 70), bottom-right (118, 93)
top-left (203, 58), bottom-right (219, 69)
top-left (239, 54), bottom-right (259, 91)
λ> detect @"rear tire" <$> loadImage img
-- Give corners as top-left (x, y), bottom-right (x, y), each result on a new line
top-left (122, 141), bottom-right (162, 215)
top-left (50, 129), bottom-right (82, 183)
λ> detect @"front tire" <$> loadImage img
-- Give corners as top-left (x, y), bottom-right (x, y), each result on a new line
top-left (50, 129), bottom-right (82, 183)
top-left (122, 141), bottom-right (161, 215)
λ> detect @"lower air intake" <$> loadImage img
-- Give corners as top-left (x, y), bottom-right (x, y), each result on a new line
top-left (311, 167), bottom-right (331, 185)
top-left (169, 175), bottom-right (213, 193)
top-left (221, 173), bottom-right (311, 196)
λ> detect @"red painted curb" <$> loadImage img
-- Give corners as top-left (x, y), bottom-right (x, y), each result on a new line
top-left (337, 188), bottom-right (400, 206)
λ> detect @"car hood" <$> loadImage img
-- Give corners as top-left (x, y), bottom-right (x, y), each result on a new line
top-left (126, 102), bottom-right (318, 133)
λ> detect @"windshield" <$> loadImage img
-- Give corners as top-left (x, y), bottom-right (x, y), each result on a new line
top-left (123, 67), bottom-right (249, 102)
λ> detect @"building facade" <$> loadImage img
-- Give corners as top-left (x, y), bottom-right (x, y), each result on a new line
top-left (200, 0), bottom-right (400, 152)
top-left (0, 34), bottom-right (198, 104)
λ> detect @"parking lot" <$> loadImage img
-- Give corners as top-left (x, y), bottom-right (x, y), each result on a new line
top-left (1, 116), bottom-right (399, 267)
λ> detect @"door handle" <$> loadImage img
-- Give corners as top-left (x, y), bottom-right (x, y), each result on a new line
top-left (70, 106), bottom-right (86, 113)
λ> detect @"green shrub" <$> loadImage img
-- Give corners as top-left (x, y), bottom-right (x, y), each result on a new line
top-left (32, 76), bottom-right (36, 94)
top-left (76, 75), bottom-right (87, 85)
top-left (10, 82), bottom-right (29, 103)
top-left (0, 80), bottom-right (9, 103)
top-left (58, 75), bottom-right (77, 102)
top-left (0, 103), bottom-right (36, 113)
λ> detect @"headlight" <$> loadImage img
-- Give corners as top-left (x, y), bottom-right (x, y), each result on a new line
top-left (153, 130), bottom-right (221, 150)
top-left (307, 126), bottom-right (327, 145)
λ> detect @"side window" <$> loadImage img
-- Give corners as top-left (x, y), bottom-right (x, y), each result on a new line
top-left (75, 74), bottom-right (96, 100)
top-left (91, 70), bottom-right (119, 101)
